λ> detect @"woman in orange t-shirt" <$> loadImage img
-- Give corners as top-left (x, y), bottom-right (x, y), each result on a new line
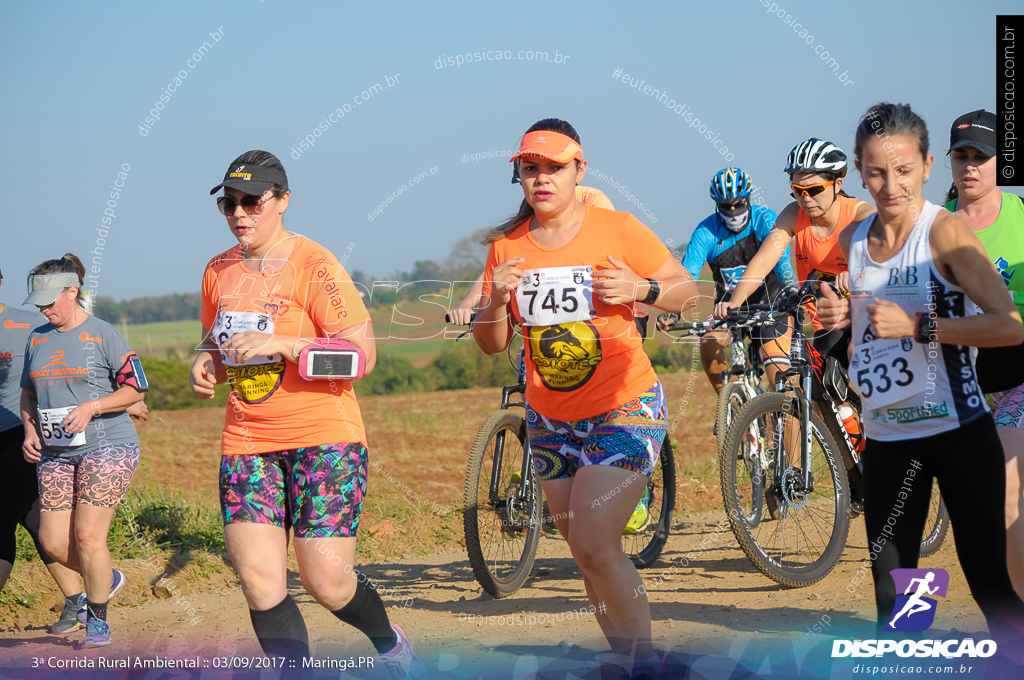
top-left (474, 119), bottom-right (697, 674)
top-left (448, 185), bottom-right (616, 326)
top-left (189, 150), bottom-right (423, 678)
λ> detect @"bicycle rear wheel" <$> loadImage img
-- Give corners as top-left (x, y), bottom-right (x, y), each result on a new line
top-left (920, 481), bottom-right (949, 557)
top-left (463, 410), bottom-right (541, 597)
top-left (622, 437), bottom-right (676, 568)
top-left (720, 392), bottom-right (851, 588)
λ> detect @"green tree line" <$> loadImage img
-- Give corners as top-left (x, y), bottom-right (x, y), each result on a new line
top-left (139, 339), bottom-right (694, 410)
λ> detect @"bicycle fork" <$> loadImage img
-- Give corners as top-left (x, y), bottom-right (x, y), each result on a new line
top-left (769, 365), bottom-right (816, 507)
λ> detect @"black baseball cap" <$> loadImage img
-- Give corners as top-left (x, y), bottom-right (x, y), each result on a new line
top-left (948, 109), bottom-right (997, 158)
top-left (210, 156), bottom-right (288, 196)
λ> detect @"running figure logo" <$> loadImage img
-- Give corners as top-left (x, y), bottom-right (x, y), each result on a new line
top-left (884, 568), bottom-right (950, 632)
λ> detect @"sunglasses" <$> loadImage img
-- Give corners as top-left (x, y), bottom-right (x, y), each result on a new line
top-left (216, 193), bottom-right (269, 216)
top-left (717, 199), bottom-right (747, 212)
top-left (790, 180), bottom-right (836, 199)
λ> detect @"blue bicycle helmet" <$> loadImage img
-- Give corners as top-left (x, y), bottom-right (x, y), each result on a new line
top-left (709, 167), bottom-right (753, 203)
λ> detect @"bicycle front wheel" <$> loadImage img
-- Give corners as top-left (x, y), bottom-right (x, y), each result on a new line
top-left (720, 392), bottom-right (851, 588)
top-left (463, 410), bottom-right (541, 597)
top-left (716, 381), bottom-right (751, 455)
top-left (623, 437), bottom-right (676, 568)
top-left (920, 481), bottom-right (949, 557)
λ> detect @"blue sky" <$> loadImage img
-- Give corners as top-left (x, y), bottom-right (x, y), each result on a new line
top-left (1, 0), bottom-right (1019, 300)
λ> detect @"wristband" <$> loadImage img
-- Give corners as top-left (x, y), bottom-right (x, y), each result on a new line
top-left (643, 279), bottom-right (661, 305)
top-left (915, 311), bottom-right (937, 344)
top-left (297, 338), bottom-right (366, 381)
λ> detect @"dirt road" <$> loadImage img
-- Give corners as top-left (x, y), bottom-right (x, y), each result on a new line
top-left (3, 507), bottom-right (1008, 679)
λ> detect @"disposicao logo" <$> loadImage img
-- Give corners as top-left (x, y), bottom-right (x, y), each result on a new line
top-left (884, 568), bottom-right (947, 632)
top-left (831, 568), bottom-right (997, 659)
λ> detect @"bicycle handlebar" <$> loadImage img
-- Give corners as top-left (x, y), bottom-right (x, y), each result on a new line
top-left (445, 312), bottom-right (476, 340)
top-left (663, 317), bottom-right (725, 335)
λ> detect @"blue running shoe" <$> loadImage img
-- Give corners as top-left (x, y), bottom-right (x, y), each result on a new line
top-left (83, 618), bottom-right (111, 648)
top-left (109, 568), bottom-right (127, 600)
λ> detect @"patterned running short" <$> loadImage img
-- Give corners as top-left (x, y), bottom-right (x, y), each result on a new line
top-left (219, 442), bottom-right (368, 538)
top-left (991, 382), bottom-right (1024, 430)
top-left (527, 381), bottom-right (667, 481)
top-left (37, 443), bottom-right (140, 511)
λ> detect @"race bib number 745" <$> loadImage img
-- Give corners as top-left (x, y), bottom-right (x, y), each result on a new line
top-left (516, 266), bottom-right (596, 327)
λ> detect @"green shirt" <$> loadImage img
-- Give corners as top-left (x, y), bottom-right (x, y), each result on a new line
top-left (946, 193), bottom-right (1024, 316)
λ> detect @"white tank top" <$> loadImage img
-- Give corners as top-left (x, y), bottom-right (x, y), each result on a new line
top-left (848, 201), bottom-right (988, 441)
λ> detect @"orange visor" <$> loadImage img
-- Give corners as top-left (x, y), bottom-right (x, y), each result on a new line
top-left (510, 131), bottom-right (584, 164)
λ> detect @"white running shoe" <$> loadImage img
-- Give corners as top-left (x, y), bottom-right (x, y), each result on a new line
top-left (377, 624), bottom-right (426, 679)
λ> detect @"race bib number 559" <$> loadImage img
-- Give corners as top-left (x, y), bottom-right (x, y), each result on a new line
top-left (38, 406), bottom-right (86, 449)
top-left (516, 266), bottom-right (596, 327)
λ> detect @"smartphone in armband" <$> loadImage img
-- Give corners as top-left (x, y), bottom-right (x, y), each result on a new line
top-left (130, 356), bottom-right (150, 390)
top-left (298, 339), bottom-right (365, 381)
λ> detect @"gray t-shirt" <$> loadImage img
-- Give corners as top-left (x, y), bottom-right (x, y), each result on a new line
top-left (21, 314), bottom-right (145, 457)
top-left (0, 305), bottom-right (42, 432)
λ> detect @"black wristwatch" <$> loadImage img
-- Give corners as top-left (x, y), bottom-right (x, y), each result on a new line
top-left (915, 311), bottom-right (937, 343)
top-left (643, 278), bottom-right (661, 304)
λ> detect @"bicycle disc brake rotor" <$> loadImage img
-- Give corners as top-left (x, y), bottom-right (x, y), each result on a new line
top-left (780, 467), bottom-right (810, 508)
top-left (501, 480), bottom-right (529, 533)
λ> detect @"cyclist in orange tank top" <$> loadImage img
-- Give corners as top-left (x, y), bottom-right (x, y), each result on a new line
top-left (715, 138), bottom-right (874, 369)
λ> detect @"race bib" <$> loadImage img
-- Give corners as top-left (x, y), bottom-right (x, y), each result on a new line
top-left (212, 311), bottom-right (286, 404)
top-left (38, 406), bottom-right (86, 449)
top-left (850, 337), bottom-right (928, 408)
top-left (212, 312), bottom-right (279, 366)
top-left (516, 266), bottom-right (596, 327)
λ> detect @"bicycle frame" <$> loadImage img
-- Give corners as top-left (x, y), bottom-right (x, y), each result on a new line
top-left (767, 302), bottom-right (860, 499)
top-left (486, 356), bottom-right (535, 519)
top-left (766, 305), bottom-right (817, 494)
top-left (724, 325), bottom-right (764, 402)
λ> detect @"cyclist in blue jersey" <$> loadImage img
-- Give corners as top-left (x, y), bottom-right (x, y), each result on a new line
top-left (660, 168), bottom-right (797, 394)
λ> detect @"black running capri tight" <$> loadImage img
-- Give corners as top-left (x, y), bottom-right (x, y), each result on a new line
top-left (0, 425), bottom-right (54, 565)
top-left (862, 413), bottom-right (1024, 640)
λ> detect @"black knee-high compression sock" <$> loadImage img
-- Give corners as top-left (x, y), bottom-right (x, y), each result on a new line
top-left (249, 595), bottom-right (310, 669)
top-left (331, 578), bottom-right (397, 654)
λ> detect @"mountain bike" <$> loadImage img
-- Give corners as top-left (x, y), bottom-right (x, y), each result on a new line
top-left (659, 313), bottom-right (772, 455)
top-left (718, 288), bottom-right (948, 587)
top-left (451, 318), bottom-right (676, 598)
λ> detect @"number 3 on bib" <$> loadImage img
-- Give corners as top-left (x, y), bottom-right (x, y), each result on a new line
top-left (517, 266), bottom-right (596, 327)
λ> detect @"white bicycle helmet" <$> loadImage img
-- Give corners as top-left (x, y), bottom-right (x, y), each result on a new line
top-left (785, 138), bottom-right (848, 177)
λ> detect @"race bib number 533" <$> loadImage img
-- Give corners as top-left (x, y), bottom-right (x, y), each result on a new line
top-left (516, 266), bottom-right (596, 327)
top-left (851, 338), bottom-right (927, 408)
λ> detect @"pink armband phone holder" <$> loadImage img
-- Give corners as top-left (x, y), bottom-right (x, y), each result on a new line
top-left (297, 338), bottom-right (366, 381)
